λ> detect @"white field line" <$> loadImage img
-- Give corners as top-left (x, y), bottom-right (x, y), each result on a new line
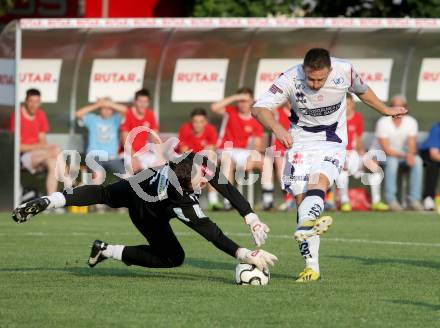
top-left (2, 231), bottom-right (440, 248)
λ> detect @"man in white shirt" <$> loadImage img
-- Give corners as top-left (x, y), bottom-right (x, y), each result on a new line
top-left (252, 48), bottom-right (407, 282)
top-left (374, 95), bottom-right (423, 211)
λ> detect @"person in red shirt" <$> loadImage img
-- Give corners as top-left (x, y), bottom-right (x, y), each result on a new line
top-left (177, 108), bottom-right (217, 154)
top-left (261, 101), bottom-right (294, 211)
top-left (211, 87), bottom-right (263, 209)
top-left (120, 88), bottom-right (160, 173)
top-left (177, 107), bottom-right (221, 209)
top-left (9, 89), bottom-right (63, 195)
top-left (337, 93), bottom-right (388, 212)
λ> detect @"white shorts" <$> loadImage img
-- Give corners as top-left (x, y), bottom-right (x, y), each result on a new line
top-left (283, 146), bottom-right (346, 196)
top-left (124, 151), bottom-right (159, 170)
top-left (218, 148), bottom-right (253, 169)
top-left (21, 152), bottom-right (36, 174)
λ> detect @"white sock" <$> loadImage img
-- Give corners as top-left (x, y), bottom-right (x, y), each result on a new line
top-left (262, 182), bottom-right (274, 205)
top-left (45, 192), bottom-right (66, 209)
top-left (224, 198), bottom-right (231, 208)
top-left (338, 171), bottom-right (350, 204)
top-left (369, 173), bottom-right (382, 204)
top-left (208, 191), bottom-right (219, 204)
top-left (297, 192), bottom-right (324, 274)
top-left (297, 195), bottom-right (324, 221)
top-left (303, 236), bottom-right (320, 274)
top-left (102, 244), bottom-right (125, 261)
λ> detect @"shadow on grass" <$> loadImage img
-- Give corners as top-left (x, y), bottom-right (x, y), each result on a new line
top-left (184, 257), bottom-right (234, 271)
top-left (385, 299), bottom-right (440, 311)
top-left (329, 255), bottom-right (440, 269)
top-left (0, 265), bottom-right (233, 284)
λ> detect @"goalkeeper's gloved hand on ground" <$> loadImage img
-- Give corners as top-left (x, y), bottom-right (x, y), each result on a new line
top-left (244, 213), bottom-right (270, 247)
top-left (236, 248), bottom-right (278, 271)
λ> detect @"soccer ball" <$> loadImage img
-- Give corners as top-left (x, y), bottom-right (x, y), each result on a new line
top-left (235, 263), bottom-right (270, 285)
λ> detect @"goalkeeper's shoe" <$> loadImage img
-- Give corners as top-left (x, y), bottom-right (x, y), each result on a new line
top-left (293, 216), bottom-right (333, 243)
top-left (88, 240), bottom-right (108, 268)
top-left (295, 267), bottom-right (320, 283)
top-left (12, 197), bottom-right (50, 223)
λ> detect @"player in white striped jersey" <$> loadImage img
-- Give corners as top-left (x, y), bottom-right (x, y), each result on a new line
top-left (252, 48), bottom-right (407, 282)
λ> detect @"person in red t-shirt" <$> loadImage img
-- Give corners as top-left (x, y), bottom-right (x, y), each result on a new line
top-left (120, 88), bottom-right (160, 173)
top-left (211, 87), bottom-right (263, 209)
top-left (261, 101), bottom-right (294, 211)
top-left (177, 108), bottom-right (217, 154)
top-left (177, 108), bottom-right (221, 209)
top-left (9, 89), bottom-right (63, 195)
top-left (336, 93), bottom-right (388, 212)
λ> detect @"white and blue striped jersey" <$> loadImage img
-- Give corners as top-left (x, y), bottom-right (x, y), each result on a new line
top-left (253, 57), bottom-right (368, 149)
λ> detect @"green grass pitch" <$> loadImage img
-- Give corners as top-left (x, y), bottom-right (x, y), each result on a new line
top-left (1, 210), bottom-right (439, 327)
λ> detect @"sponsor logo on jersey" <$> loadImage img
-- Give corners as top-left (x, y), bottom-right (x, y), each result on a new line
top-left (300, 102), bottom-right (341, 116)
top-left (324, 156), bottom-right (340, 168)
top-left (269, 84), bottom-right (283, 94)
top-left (290, 152), bottom-right (303, 164)
top-left (295, 91), bottom-right (307, 104)
top-left (332, 76), bottom-right (344, 85)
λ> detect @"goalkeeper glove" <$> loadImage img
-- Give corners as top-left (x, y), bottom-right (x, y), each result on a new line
top-left (244, 213), bottom-right (270, 247)
top-left (236, 248), bottom-right (278, 271)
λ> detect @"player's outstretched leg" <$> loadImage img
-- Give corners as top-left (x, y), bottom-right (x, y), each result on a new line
top-left (293, 189), bottom-right (332, 283)
top-left (12, 182), bottom-right (133, 223)
top-left (12, 192), bottom-right (65, 223)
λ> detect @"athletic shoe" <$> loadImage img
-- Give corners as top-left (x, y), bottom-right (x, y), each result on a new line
top-left (223, 200), bottom-right (233, 211)
top-left (407, 201), bottom-right (424, 211)
top-left (423, 197), bottom-right (435, 211)
top-left (293, 216), bottom-right (333, 243)
top-left (12, 197), bottom-right (50, 223)
top-left (88, 240), bottom-right (108, 268)
top-left (388, 201), bottom-right (403, 212)
top-left (262, 202), bottom-right (275, 212)
top-left (278, 199), bottom-right (294, 211)
top-left (295, 267), bottom-right (320, 283)
top-left (340, 203), bottom-right (352, 212)
top-left (371, 201), bottom-right (389, 211)
top-left (208, 202), bottom-right (223, 211)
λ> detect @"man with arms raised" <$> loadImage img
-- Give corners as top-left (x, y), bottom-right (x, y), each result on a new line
top-left (252, 48), bottom-right (406, 282)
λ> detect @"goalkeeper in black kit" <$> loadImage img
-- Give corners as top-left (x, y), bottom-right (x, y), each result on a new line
top-left (12, 152), bottom-right (277, 272)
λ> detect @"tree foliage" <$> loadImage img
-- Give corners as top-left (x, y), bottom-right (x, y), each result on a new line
top-left (193, 0), bottom-right (302, 17)
top-left (192, 0), bottom-right (440, 18)
top-left (0, 0), bottom-right (18, 16)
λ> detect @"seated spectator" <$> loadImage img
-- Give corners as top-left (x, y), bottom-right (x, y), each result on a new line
top-left (9, 88), bottom-right (65, 195)
top-left (374, 95), bottom-right (423, 211)
top-left (261, 101), bottom-right (293, 211)
top-left (120, 89), bottom-right (160, 173)
top-left (419, 121), bottom-right (440, 210)
top-left (211, 87), bottom-right (263, 209)
top-left (177, 108), bottom-right (217, 154)
top-left (76, 97), bottom-right (127, 184)
top-left (338, 93), bottom-right (388, 212)
top-left (177, 108), bottom-right (220, 209)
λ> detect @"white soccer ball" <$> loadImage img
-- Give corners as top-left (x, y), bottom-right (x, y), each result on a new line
top-left (235, 263), bottom-right (270, 285)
